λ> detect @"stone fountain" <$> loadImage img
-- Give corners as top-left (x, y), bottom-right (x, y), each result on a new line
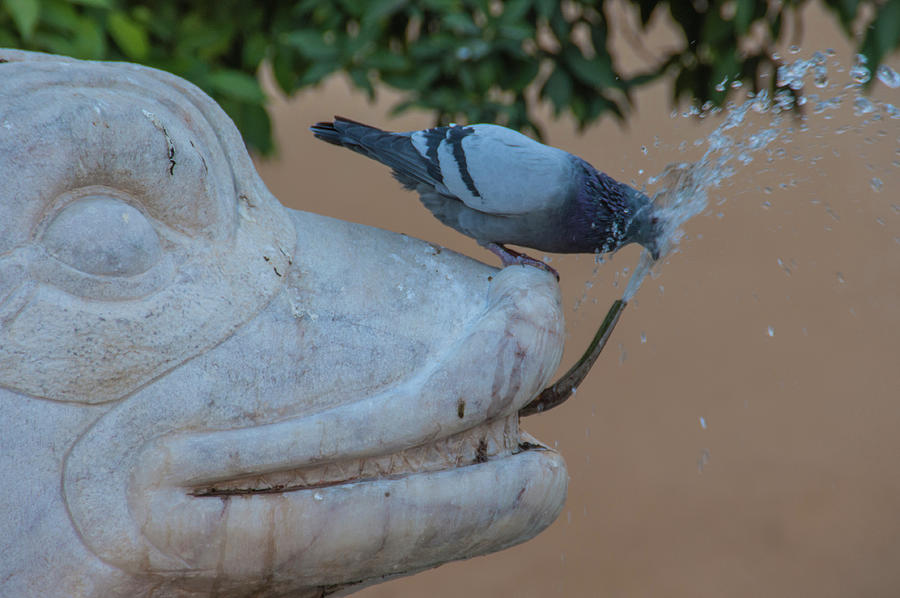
top-left (0, 50), bottom-right (567, 597)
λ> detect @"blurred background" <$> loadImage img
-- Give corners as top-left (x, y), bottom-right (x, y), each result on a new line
top-left (4, 1), bottom-right (898, 595)
top-left (263, 43), bottom-right (900, 598)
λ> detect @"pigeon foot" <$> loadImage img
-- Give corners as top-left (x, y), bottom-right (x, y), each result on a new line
top-left (483, 243), bottom-right (559, 281)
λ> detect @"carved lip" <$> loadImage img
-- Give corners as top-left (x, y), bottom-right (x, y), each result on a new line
top-left (189, 414), bottom-right (547, 496)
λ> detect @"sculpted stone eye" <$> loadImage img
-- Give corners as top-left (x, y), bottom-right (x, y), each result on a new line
top-left (43, 196), bottom-right (161, 276)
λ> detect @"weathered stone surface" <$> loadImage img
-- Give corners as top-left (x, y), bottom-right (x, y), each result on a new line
top-left (0, 50), bottom-right (567, 597)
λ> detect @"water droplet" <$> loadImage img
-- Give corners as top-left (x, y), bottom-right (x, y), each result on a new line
top-left (640, 331), bottom-right (647, 344)
top-left (850, 54), bottom-right (871, 83)
top-left (314, 492), bottom-right (324, 501)
top-left (697, 448), bottom-right (711, 473)
top-left (715, 76), bottom-right (728, 92)
top-left (774, 89), bottom-right (795, 110)
top-left (876, 65), bottom-right (900, 88)
top-left (870, 177), bottom-right (883, 192)
top-left (761, 200), bottom-right (772, 209)
top-left (699, 416), bottom-right (707, 429)
top-left (814, 65), bottom-right (829, 88)
top-left (854, 96), bottom-right (876, 116)
top-left (641, 145), bottom-right (648, 155)
top-left (767, 325), bottom-right (775, 337)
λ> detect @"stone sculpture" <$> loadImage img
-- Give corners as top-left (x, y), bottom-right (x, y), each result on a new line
top-left (0, 50), bottom-right (568, 596)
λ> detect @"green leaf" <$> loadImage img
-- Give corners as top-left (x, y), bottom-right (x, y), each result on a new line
top-left (563, 44), bottom-right (617, 89)
top-left (282, 29), bottom-right (339, 61)
top-left (499, 58), bottom-right (539, 92)
top-left (822, 0), bottom-right (860, 34)
top-left (348, 67), bottom-right (374, 98)
top-left (207, 69), bottom-right (266, 103)
top-left (534, 0), bottom-right (556, 19)
top-left (3, 0), bottom-right (40, 40)
top-left (443, 12), bottom-right (479, 34)
top-left (107, 11), bottom-right (149, 60)
top-left (271, 49), bottom-right (301, 94)
top-left (41, 0), bottom-right (78, 31)
top-left (364, 50), bottom-right (409, 70)
top-left (541, 66), bottom-right (572, 112)
top-left (361, 0), bottom-right (406, 24)
top-left (69, 0), bottom-right (110, 7)
top-left (860, 0), bottom-right (900, 69)
top-left (30, 31), bottom-right (74, 55)
top-left (590, 17), bottom-right (609, 53)
top-left (498, 22), bottom-right (533, 41)
top-left (297, 60), bottom-right (338, 86)
top-left (71, 14), bottom-right (105, 59)
top-left (734, 0), bottom-right (755, 34)
top-left (242, 33), bottom-right (269, 70)
top-left (238, 102), bottom-right (273, 155)
top-left (500, 0), bottom-right (531, 24)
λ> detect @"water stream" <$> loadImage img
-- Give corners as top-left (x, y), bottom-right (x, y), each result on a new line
top-left (539, 52), bottom-right (899, 410)
top-left (621, 51), bottom-right (899, 302)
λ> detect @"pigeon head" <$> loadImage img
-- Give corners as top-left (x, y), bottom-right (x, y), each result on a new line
top-left (621, 187), bottom-right (662, 260)
top-left (581, 172), bottom-right (662, 261)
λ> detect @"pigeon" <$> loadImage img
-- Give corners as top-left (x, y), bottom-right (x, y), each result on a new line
top-left (310, 116), bottom-right (662, 278)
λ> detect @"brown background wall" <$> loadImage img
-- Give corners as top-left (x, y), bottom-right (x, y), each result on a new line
top-left (253, 4), bottom-right (899, 596)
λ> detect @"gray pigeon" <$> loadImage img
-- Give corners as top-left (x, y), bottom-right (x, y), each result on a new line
top-left (310, 116), bottom-right (661, 277)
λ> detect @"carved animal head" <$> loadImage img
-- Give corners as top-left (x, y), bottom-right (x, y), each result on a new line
top-left (0, 50), bottom-right (566, 597)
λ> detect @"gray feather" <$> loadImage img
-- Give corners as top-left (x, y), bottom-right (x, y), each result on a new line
top-left (310, 117), bottom-right (661, 261)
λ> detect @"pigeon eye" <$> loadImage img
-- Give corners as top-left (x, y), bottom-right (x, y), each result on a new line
top-left (42, 195), bottom-right (162, 277)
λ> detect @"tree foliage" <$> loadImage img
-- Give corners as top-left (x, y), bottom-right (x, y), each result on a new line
top-left (1, 0), bottom-right (897, 153)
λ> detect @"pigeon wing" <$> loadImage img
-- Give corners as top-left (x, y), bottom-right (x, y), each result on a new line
top-left (311, 118), bottom-right (578, 216)
top-left (413, 123), bottom-right (577, 215)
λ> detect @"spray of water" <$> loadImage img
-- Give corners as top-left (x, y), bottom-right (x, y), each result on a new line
top-left (622, 52), bottom-right (898, 301)
top-left (538, 53), bottom-right (898, 414)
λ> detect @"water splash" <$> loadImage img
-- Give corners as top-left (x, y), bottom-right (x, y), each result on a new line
top-left (876, 64), bottom-right (900, 88)
top-left (620, 52), bottom-right (898, 302)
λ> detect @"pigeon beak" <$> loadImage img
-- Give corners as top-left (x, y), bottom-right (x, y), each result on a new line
top-left (645, 216), bottom-right (663, 261)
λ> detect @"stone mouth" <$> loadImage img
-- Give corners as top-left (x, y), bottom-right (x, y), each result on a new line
top-left (189, 414), bottom-right (546, 497)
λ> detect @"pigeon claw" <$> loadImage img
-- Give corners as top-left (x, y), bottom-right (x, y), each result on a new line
top-left (483, 243), bottom-right (560, 282)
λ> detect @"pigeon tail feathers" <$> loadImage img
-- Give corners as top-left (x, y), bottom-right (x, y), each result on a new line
top-left (310, 116), bottom-right (444, 193)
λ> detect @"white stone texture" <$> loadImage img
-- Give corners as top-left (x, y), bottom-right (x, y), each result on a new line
top-left (0, 50), bottom-right (567, 597)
